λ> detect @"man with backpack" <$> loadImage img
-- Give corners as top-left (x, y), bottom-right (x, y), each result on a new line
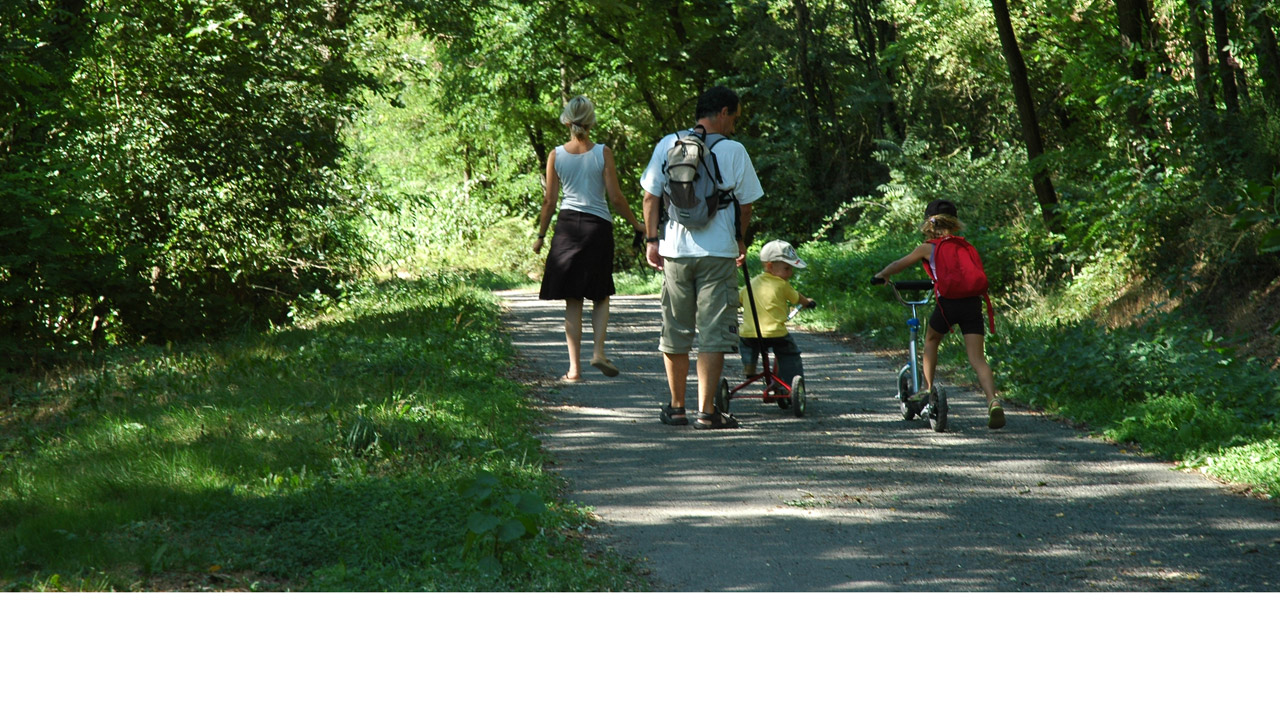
top-left (873, 199), bottom-right (1006, 429)
top-left (640, 86), bottom-right (764, 429)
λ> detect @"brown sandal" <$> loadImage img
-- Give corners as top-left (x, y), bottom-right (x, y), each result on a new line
top-left (693, 410), bottom-right (740, 430)
top-left (590, 358), bottom-right (620, 377)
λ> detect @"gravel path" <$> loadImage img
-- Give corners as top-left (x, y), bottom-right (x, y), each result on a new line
top-left (498, 290), bottom-right (1280, 591)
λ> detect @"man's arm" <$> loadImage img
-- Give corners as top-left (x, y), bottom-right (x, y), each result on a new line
top-left (643, 191), bottom-right (663, 270)
top-left (735, 202), bottom-right (753, 266)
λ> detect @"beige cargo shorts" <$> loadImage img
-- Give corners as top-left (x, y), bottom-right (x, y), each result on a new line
top-left (659, 256), bottom-right (739, 354)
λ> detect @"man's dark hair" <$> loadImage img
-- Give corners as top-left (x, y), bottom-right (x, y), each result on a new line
top-left (695, 86), bottom-right (740, 121)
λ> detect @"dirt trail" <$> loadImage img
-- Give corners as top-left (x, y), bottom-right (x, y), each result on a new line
top-left (498, 290), bottom-right (1280, 591)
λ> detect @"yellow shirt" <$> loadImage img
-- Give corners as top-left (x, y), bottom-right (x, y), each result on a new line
top-left (739, 272), bottom-right (800, 338)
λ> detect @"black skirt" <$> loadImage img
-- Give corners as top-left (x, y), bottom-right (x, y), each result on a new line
top-left (539, 209), bottom-right (616, 301)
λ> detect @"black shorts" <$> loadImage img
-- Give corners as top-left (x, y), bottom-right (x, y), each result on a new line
top-left (928, 296), bottom-right (985, 336)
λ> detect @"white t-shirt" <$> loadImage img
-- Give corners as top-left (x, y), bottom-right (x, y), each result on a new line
top-left (640, 131), bottom-right (764, 259)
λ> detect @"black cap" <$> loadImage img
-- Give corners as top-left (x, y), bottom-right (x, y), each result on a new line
top-left (925, 199), bottom-right (957, 218)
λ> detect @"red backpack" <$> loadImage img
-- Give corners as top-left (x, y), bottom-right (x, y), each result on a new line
top-left (922, 235), bottom-right (995, 333)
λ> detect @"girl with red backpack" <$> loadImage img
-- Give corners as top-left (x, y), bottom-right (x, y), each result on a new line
top-left (873, 200), bottom-right (1006, 429)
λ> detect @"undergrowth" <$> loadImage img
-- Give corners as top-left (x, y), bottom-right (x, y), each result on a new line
top-left (0, 271), bottom-right (646, 591)
top-left (796, 239), bottom-right (1280, 498)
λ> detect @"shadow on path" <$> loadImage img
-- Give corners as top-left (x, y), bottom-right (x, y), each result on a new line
top-left (499, 291), bottom-right (1280, 591)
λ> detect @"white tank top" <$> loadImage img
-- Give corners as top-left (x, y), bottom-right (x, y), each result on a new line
top-left (555, 144), bottom-right (612, 223)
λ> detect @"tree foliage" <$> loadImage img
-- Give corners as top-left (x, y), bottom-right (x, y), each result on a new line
top-left (7, 0), bottom-right (1280, 366)
top-left (2, 0), bottom-right (392, 368)
top-left (398, 1), bottom-right (1280, 279)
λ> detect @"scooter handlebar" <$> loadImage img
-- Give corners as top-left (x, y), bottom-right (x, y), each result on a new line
top-left (892, 280), bottom-right (934, 291)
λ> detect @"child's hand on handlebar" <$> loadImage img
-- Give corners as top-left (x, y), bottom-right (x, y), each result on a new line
top-left (871, 276), bottom-right (886, 285)
top-left (805, 300), bottom-right (817, 309)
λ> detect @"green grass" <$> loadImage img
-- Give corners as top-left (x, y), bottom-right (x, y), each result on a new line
top-left (614, 265), bottom-right (663, 295)
top-left (0, 271), bottom-right (647, 591)
top-left (794, 238), bottom-right (1280, 499)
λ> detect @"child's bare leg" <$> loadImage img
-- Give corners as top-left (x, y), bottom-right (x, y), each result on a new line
top-left (962, 332), bottom-right (998, 404)
top-left (922, 327), bottom-right (944, 391)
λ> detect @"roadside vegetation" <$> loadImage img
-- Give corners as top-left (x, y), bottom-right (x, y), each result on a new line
top-left (794, 239), bottom-right (1280, 499)
top-left (0, 270), bottom-right (646, 590)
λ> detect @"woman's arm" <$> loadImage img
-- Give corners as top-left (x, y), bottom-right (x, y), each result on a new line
top-left (874, 243), bottom-right (932, 280)
top-left (601, 146), bottom-right (644, 233)
top-left (534, 149), bottom-right (559, 253)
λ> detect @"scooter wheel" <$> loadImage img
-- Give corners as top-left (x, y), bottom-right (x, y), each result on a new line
top-left (897, 366), bottom-right (916, 420)
top-left (928, 386), bottom-right (948, 432)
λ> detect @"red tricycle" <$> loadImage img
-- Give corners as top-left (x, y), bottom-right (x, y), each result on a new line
top-left (715, 266), bottom-right (812, 417)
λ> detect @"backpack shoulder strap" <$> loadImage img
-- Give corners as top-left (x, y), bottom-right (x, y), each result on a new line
top-left (704, 134), bottom-right (728, 185)
top-left (920, 237), bottom-right (940, 282)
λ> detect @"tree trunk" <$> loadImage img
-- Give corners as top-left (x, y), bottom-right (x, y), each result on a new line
top-left (1249, 4), bottom-right (1280, 109)
top-left (849, 0), bottom-right (905, 140)
top-left (1115, 0), bottom-right (1153, 140)
top-left (1187, 0), bottom-right (1216, 113)
top-left (1213, 0), bottom-right (1242, 114)
top-left (990, 0), bottom-right (1060, 232)
top-left (526, 83), bottom-right (548, 174)
top-left (1115, 0), bottom-right (1149, 82)
top-left (793, 0), bottom-right (825, 166)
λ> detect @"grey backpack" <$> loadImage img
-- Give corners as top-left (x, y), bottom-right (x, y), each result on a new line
top-left (662, 126), bottom-right (735, 230)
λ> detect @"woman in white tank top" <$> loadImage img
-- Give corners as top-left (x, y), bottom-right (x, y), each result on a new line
top-left (534, 96), bottom-right (644, 382)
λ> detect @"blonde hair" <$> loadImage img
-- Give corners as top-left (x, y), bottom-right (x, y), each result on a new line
top-left (921, 214), bottom-right (965, 239)
top-left (559, 95), bottom-right (595, 140)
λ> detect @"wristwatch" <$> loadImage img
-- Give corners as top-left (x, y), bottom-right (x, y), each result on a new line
top-left (645, 236), bottom-right (661, 244)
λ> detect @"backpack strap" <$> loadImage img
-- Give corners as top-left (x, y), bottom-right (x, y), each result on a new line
top-left (920, 237), bottom-right (940, 283)
top-left (703, 134), bottom-right (742, 239)
top-left (704, 134), bottom-right (726, 185)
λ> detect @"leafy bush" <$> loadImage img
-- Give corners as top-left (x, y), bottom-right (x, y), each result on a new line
top-left (1109, 394), bottom-right (1246, 458)
top-left (1, 1), bottom-right (387, 368)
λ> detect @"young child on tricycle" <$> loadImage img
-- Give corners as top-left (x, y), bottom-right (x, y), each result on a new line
top-left (739, 239), bottom-right (816, 383)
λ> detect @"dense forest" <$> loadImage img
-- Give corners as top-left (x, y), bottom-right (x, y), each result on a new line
top-left (5, 0), bottom-right (1280, 369)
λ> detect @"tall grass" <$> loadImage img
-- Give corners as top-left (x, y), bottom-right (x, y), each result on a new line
top-left (0, 271), bottom-right (645, 590)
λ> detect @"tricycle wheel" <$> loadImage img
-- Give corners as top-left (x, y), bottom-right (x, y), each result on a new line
top-left (791, 375), bottom-right (806, 417)
top-left (716, 378), bottom-right (730, 412)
